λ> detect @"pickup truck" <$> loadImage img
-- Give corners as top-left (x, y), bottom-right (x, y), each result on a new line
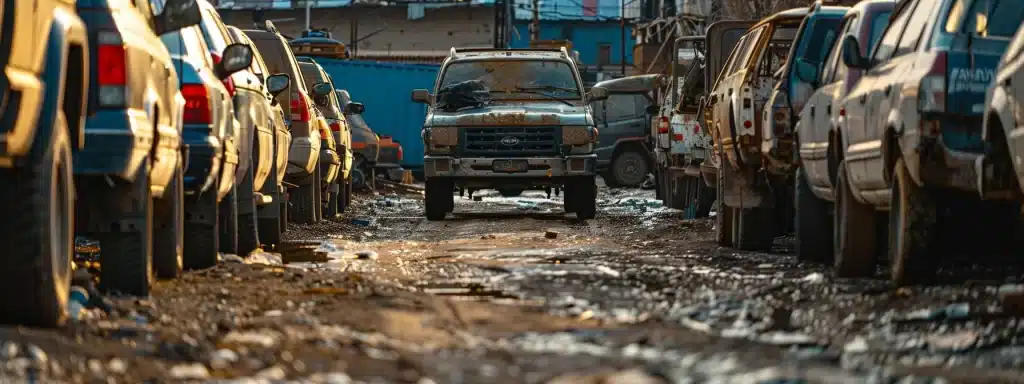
top-left (591, 74), bottom-right (661, 189)
top-left (74, 0), bottom-right (201, 296)
top-left (412, 47), bottom-right (608, 220)
top-left (0, 0), bottom-right (89, 327)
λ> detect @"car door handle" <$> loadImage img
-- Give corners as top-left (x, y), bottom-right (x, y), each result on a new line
top-left (884, 85), bottom-right (892, 96)
top-left (1003, 77), bottom-right (1012, 87)
top-left (826, 104), bottom-right (831, 115)
top-left (809, 105), bottom-right (815, 117)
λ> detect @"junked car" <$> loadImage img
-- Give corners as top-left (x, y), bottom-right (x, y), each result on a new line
top-left (835, 0), bottom-right (1022, 285)
top-left (591, 74), bottom-right (662, 189)
top-left (978, 14), bottom-right (1024, 204)
top-left (794, 0), bottom-right (894, 264)
top-left (336, 89), bottom-right (379, 190)
top-left (300, 60), bottom-right (354, 217)
top-left (73, 0), bottom-right (201, 296)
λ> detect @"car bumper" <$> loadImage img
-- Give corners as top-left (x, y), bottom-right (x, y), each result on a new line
top-left (423, 155), bottom-right (597, 178)
top-left (286, 136), bottom-right (319, 179)
top-left (319, 148), bottom-right (341, 186)
top-left (182, 127), bottom-right (223, 194)
top-left (74, 109), bottom-right (152, 178)
top-left (917, 131), bottom-right (982, 194)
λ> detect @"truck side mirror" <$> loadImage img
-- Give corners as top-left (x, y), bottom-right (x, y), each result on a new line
top-left (215, 43), bottom-right (253, 80)
top-left (411, 89), bottom-right (432, 105)
top-left (345, 102), bottom-right (365, 114)
top-left (841, 35), bottom-right (869, 69)
top-left (587, 86), bottom-right (609, 102)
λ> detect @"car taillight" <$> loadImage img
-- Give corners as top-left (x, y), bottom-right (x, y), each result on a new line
top-left (919, 52), bottom-right (947, 114)
top-left (396, 145), bottom-right (404, 161)
top-left (290, 92), bottom-right (311, 122)
top-left (210, 52), bottom-right (236, 97)
top-left (329, 121), bottom-right (342, 132)
top-left (181, 84), bottom-right (211, 125)
top-left (694, 122), bottom-right (701, 134)
top-left (658, 116), bottom-right (669, 134)
top-left (97, 31), bottom-right (127, 107)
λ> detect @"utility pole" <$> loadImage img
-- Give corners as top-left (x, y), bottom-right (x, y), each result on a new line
top-left (305, 0), bottom-right (312, 31)
top-left (620, 0), bottom-right (626, 75)
top-left (530, 0), bottom-right (540, 42)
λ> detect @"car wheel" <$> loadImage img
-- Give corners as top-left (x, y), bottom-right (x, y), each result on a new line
top-left (219, 183), bottom-right (238, 255)
top-left (795, 168), bottom-right (834, 263)
top-left (291, 172), bottom-right (317, 224)
top-left (154, 159), bottom-right (184, 279)
top-left (572, 176), bottom-right (597, 220)
top-left (99, 158), bottom-right (154, 296)
top-left (184, 177), bottom-right (220, 270)
top-left (611, 150), bottom-right (648, 187)
top-left (425, 178), bottom-right (453, 221)
top-left (833, 160), bottom-right (876, 276)
top-left (889, 157), bottom-right (937, 286)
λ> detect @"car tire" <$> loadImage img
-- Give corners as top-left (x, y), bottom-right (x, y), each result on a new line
top-left (0, 114), bottom-right (74, 327)
top-left (572, 176), bottom-right (597, 220)
top-left (237, 161), bottom-right (260, 256)
top-left (219, 183), bottom-right (238, 255)
top-left (184, 179), bottom-right (220, 270)
top-left (258, 184), bottom-right (283, 247)
top-left (342, 177), bottom-right (353, 213)
top-left (889, 157), bottom-right (937, 286)
top-left (611, 150), bottom-right (648, 188)
top-left (715, 170), bottom-right (734, 247)
top-left (291, 173), bottom-right (317, 224)
top-left (695, 180), bottom-right (715, 218)
top-left (154, 159), bottom-right (184, 279)
top-left (833, 161), bottom-right (876, 276)
top-left (563, 182), bottom-right (577, 214)
top-left (425, 178), bottom-right (453, 221)
top-left (498, 188), bottom-right (524, 197)
top-left (795, 168), bottom-right (833, 264)
top-left (280, 185), bottom-right (289, 233)
top-left (326, 181), bottom-right (340, 219)
top-left (99, 158), bottom-right (154, 296)
top-left (735, 207), bottom-right (773, 252)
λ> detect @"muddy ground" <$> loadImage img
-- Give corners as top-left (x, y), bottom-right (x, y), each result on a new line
top-left (3, 181), bottom-right (1024, 383)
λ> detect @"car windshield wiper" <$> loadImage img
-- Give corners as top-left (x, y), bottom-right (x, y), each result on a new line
top-left (503, 86), bottom-right (578, 106)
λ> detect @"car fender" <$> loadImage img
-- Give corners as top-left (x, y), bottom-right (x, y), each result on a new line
top-left (32, 7), bottom-right (89, 157)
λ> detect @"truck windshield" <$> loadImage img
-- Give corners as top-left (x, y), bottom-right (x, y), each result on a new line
top-left (439, 60), bottom-right (581, 100)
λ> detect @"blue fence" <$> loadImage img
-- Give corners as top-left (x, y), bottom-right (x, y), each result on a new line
top-left (313, 59), bottom-right (439, 169)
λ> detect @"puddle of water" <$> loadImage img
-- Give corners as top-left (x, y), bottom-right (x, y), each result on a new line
top-left (417, 282), bottom-right (520, 301)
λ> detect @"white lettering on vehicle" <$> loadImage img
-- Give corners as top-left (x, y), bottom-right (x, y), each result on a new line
top-left (950, 68), bottom-right (994, 94)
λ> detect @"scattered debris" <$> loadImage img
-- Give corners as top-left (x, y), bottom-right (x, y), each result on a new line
top-left (353, 250), bottom-right (379, 260)
top-left (545, 230), bottom-right (559, 239)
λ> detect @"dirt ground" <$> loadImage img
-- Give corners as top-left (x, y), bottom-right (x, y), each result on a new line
top-left (2, 181), bottom-right (1024, 383)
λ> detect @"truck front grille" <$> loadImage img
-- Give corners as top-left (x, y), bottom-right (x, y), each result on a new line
top-left (461, 126), bottom-right (559, 157)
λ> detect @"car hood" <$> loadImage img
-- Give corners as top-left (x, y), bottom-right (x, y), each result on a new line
top-left (425, 103), bottom-right (592, 127)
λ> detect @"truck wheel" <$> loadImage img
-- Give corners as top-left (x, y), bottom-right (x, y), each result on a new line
top-left (219, 184), bottom-right (238, 254)
top-left (0, 115), bottom-right (74, 327)
top-left (99, 159), bottom-right (154, 296)
top-left (563, 182), bottom-right (577, 214)
top-left (889, 158), bottom-right (937, 286)
top-left (154, 161), bottom-right (184, 279)
top-left (735, 207), bottom-right (773, 252)
top-left (291, 173), bottom-right (317, 224)
top-left (425, 179), bottom-right (453, 221)
top-left (573, 176), bottom-right (598, 220)
top-left (833, 161), bottom-right (876, 276)
top-left (795, 168), bottom-right (834, 264)
top-left (184, 182), bottom-right (220, 270)
top-left (715, 169), bottom-right (734, 247)
top-left (498, 188), bottom-right (524, 197)
top-left (611, 150), bottom-right (648, 187)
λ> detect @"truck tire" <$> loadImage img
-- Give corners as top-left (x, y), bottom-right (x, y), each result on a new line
top-left (99, 159), bottom-right (154, 296)
top-left (219, 184), bottom-right (238, 254)
top-left (498, 188), bottom-right (524, 197)
top-left (154, 161), bottom-right (184, 279)
top-left (889, 158), bottom-right (937, 286)
top-left (611, 150), bottom-right (648, 187)
top-left (795, 168), bottom-right (833, 264)
top-left (0, 114), bottom-right (74, 327)
top-left (184, 182), bottom-right (220, 270)
top-left (291, 173), bottom-right (317, 224)
top-left (833, 161), bottom-right (876, 276)
top-left (572, 176), bottom-right (598, 220)
top-left (735, 207), bottom-right (773, 252)
top-left (563, 182), bottom-right (577, 214)
top-left (425, 178), bottom-right (453, 221)
top-left (715, 168), bottom-right (734, 247)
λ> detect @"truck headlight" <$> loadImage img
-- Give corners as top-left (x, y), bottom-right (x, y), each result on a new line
top-left (429, 126), bottom-right (458, 146)
top-left (562, 125), bottom-right (593, 146)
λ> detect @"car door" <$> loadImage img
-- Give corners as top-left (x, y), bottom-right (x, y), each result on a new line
top-left (843, 0), bottom-right (914, 192)
top-left (597, 93), bottom-right (639, 160)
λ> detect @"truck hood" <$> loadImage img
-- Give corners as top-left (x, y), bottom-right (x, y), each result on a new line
top-left (425, 104), bottom-right (593, 127)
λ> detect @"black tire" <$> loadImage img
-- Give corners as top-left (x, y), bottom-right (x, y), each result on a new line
top-left (889, 158), bottom-right (938, 286)
top-left (0, 114), bottom-right (74, 327)
top-left (153, 160), bottom-right (184, 279)
top-left (736, 207), bottom-right (773, 252)
top-left (291, 172), bottom-right (317, 224)
top-left (280, 185), bottom-right (289, 233)
top-left (343, 177), bottom-right (353, 213)
top-left (715, 168), bottom-right (734, 247)
top-left (833, 161), bottom-right (877, 277)
top-left (425, 178), bottom-right (454, 221)
top-left (795, 168), bottom-right (833, 263)
top-left (99, 159), bottom-right (154, 296)
top-left (572, 176), bottom-right (597, 220)
top-left (325, 181), bottom-right (340, 219)
top-left (219, 184), bottom-right (238, 254)
top-left (498, 188), bottom-right (524, 197)
top-left (653, 168), bottom-right (663, 200)
top-left (611, 150), bottom-right (649, 187)
top-left (258, 184), bottom-right (283, 247)
top-left (184, 184), bottom-right (219, 271)
top-left (313, 168), bottom-right (323, 223)
top-left (563, 182), bottom-right (577, 214)
top-left (236, 163), bottom-right (259, 256)
top-left (695, 180), bottom-right (715, 218)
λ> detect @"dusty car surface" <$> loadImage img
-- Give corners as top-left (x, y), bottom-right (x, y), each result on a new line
top-left (794, 0), bottom-right (893, 264)
top-left (336, 89), bottom-right (379, 190)
top-left (590, 74), bottom-right (661, 189)
top-left (74, 0), bottom-right (201, 297)
top-left (226, 25), bottom-right (292, 247)
top-left (299, 60), bottom-right (354, 218)
top-left (835, 0), bottom-right (1021, 285)
top-left (244, 21), bottom-right (322, 224)
top-left (0, 0), bottom-right (90, 327)
top-left (978, 17), bottom-right (1024, 203)
top-left (412, 47), bottom-right (608, 220)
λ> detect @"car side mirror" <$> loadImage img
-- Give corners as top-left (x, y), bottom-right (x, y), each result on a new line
top-left (266, 73), bottom-right (290, 99)
top-left (154, 0), bottom-right (202, 36)
top-left (345, 102), bottom-right (365, 114)
top-left (312, 82), bottom-right (333, 98)
top-left (411, 89), bottom-right (432, 105)
top-left (841, 35), bottom-right (869, 69)
top-left (215, 43), bottom-right (253, 80)
top-left (645, 105), bottom-right (660, 115)
top-left (587, 86), bottom-right (609, 102)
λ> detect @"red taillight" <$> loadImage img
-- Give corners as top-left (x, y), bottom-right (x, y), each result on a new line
top-left (181, 84), bottom-right (211, 125)
top-left (97, 31), bottom-right (127, 106)
top-left (658, 116), bottom-right (670, 134)
top-left (290, 92), bottom-right (311, 122)
top-left (396, 145), bottom-right (404, 161)
top-left (694, 122), bottom-right (701, 134)
top-left (329, 121), bottom-right (342, 132)
top-left (743, 120), bottom-right (752, 129)
top-left (673, 134), bottom-right (684, 141)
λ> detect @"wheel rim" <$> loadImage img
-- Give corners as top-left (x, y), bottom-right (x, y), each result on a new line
top-left (51, 154), bottom-right (72, 307)
top-left (352, 167), bottom-right (365, 188)
top-left (616, 154), bottom-right (646, 185)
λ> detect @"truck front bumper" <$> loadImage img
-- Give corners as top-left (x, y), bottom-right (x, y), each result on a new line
top-left (424, 155), bottom-right (597, 178)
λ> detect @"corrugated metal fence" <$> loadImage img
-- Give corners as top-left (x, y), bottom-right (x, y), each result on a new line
top-left (313, 59), bottom-right (439, 168)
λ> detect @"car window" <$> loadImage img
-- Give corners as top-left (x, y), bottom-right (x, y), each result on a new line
top-left (732, 27), bottom-right (766, 74)
top-left (605, 94), bottom-right (638, 121)
top-left (895, 1), bottom-right (931, 55)
top-left (954, 0), bottom-right (1023, 38)
top-left (872, 0), bottom-right (915, 61)
top-left (721, 35), bottom-right (748, 76)
top-left (868, 11), bottom-right (892, 50)
top-left (438, 60), bottom-right (581, 100)
top-left (821, 16), bottom-right (857, 84)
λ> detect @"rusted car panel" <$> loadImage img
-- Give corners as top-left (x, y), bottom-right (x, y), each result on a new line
top-left (978, 26), bottom-right (1024, 200)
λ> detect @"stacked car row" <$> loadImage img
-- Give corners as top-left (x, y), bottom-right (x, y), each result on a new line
top-left (0, 0), bottom-right (374, 328)
top-left (696, 0), bottom-right (1024, 285)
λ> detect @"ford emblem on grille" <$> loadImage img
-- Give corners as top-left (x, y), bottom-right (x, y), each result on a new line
top-left (500, 136), bottom-right (520, 146)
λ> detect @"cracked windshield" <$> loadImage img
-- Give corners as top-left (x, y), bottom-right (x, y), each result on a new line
top-left (6, 0), bottom-right (1024, 382)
